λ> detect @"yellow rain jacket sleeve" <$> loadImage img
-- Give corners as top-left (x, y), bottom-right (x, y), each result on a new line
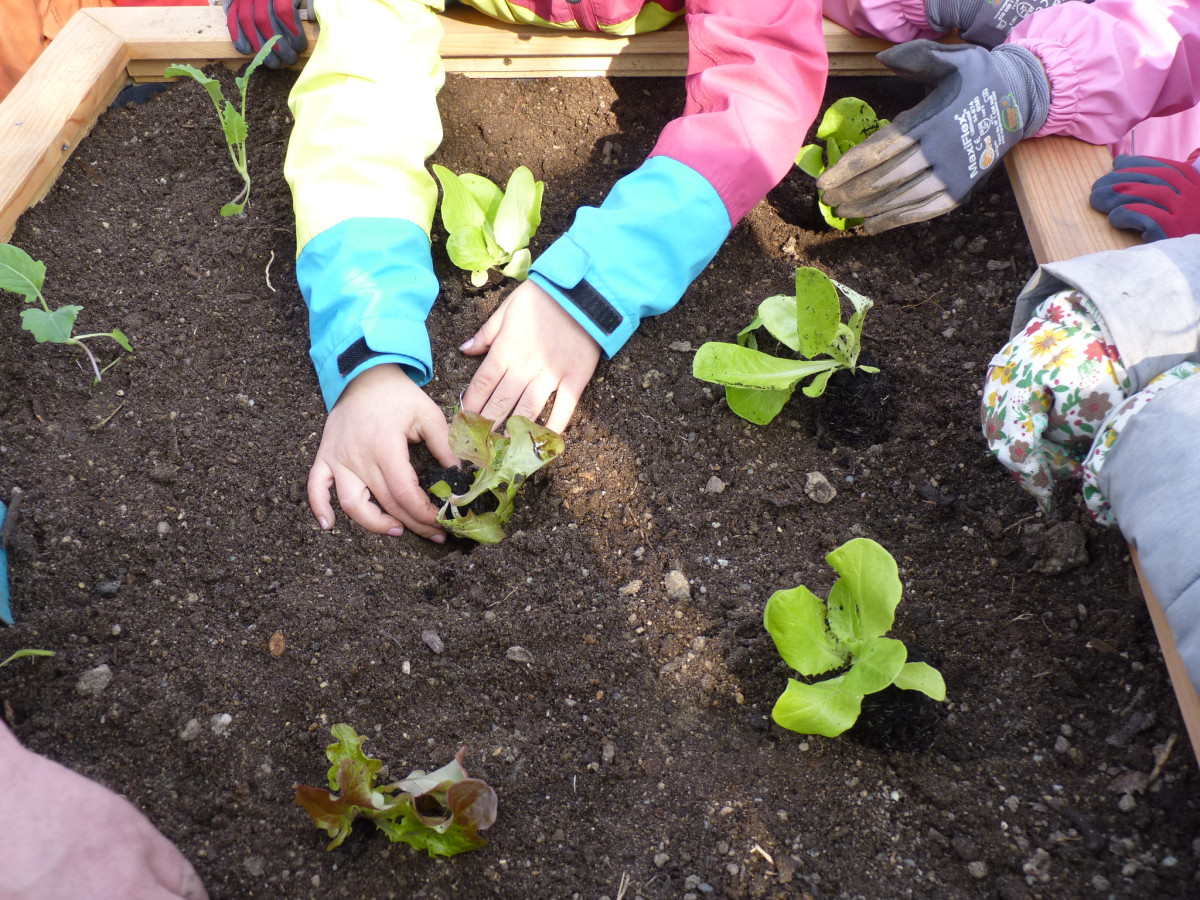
top-left (286, 0), bottom-right (447, 409)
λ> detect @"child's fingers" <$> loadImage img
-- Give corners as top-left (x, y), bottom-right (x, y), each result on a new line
top-left (546, 374), bottom-right (587, 434)
top-left (462, 355), bottom-right (508, 418)
top-left (306, 458), bottom-right (337, 530)
top-left (415, 407), bottom-right (460, 469)
top-left (374, 461), bottom-right (447, 542)
top-left (332, 468), bottom-right (406, 536)
top-left (511, 376), bottom-right (554, 425)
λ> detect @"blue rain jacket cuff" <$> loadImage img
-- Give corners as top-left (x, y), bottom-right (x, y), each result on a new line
top-left (296, 218), bottom-right (440, 410)
top-left (529, 156), bottom-right (731, 358)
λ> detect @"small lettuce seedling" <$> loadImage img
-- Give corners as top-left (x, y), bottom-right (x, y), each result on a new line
top-left (164, 35), bottom-right (279, 216)
top-left (432, 165), bottom-right (544, 287)
top-left (0, 243), bottom-right (131, 382)
top-left (764, 538), bottom-right (945, 738)
top-left (692, 266), bottom-right (878, 425)
top-left (429, 409), bottom-right (563, 544)
top-left (796, 97), bottom-right (889, 230)
top-left (296, 724), bottom-right (497, 856)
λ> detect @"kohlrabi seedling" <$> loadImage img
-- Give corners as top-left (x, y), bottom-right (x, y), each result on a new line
top-left (296, 724), bottom-right (497, 856)
top-left (764, 538), bottom-right (946, 738)
top-left (164, 35), bottom-right (279, 216)
top-left (692, 266), bottom-right (879, 425)
top-left (796, 97), bottom-right (889, 229)
top-left (428, 409), bottom-right (563, 544)
top-left (432, 165), bottom-right (544, 287)
top-left (0, 243), bottom-right (131, 382)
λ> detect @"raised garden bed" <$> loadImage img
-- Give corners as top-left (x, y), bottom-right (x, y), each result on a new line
top-left (1, 10), bottom-right (1196, 900)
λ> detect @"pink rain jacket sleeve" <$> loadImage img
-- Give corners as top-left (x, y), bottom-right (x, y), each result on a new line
top-left (820, 0), bottom-right (943, 43)
top-left (644, 0), bottom-right (829, 224)
top-left (1007, 0), bottom-right (1200, 155)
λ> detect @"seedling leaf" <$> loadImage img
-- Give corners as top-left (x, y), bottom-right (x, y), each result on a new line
top-left (826, 537), bottom-right (901, 642)
top-left (763, 584), bottom-right (843, 676)
top-left (892, 661), bottom-right (947, 700)
top-left (434, 166), bottom-right (487, 233)
top-left (725, 386), bottom-right (791, 426)
top-left (795, 97), bottom-right (887, 230)
top-left (794, 267), bottom-right (841, 358)
top-left (21, 305), bottom-right (81, 343)
top-left (772, 676), bottom-right (864, 738)
top-left (492, 166), bottom-right (537, 254)
top-left (0, 244), bottom-right (45, 301)
top-left (0, 648), bottom-right (55, 667)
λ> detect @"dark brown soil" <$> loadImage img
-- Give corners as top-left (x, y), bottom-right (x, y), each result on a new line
top-left (2, 63), bottom-right (1197, 900)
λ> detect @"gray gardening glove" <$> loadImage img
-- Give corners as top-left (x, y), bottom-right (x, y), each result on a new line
top-left (817, 41), bottom-right (1050, 233)
top-left (925, 0), bottom-right (1089, 49)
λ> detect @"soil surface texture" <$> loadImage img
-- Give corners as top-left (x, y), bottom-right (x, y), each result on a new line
top-left (2, 64), bottom-right (1197, 900)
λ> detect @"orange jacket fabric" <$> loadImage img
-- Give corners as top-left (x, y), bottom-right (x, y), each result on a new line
top-left (0, 0), bottom-right (206, 99)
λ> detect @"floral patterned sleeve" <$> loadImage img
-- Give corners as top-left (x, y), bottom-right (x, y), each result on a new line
top-left (981, 289), bottom-right (1129, 510)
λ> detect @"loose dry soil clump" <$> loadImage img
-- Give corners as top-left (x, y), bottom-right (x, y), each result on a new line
top-left (1, 66), bottom-right (1197, 900)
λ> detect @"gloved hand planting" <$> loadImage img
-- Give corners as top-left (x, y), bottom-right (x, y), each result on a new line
top-left (1089, 155), bottom-right (1200, 243)
top-left (924, 0), bottom-right (1083, 49)
top-left (222, 0), bottom-right (307, 69)
top-left (817, 41), bottom-right (1050, 233)
top-left (981, 289), bottom-right (1129, 511)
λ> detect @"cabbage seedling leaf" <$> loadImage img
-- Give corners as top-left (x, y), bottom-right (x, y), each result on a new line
top-left (794, 267), bottom-right (841, 358)
top-left (21, 305), bottom-right (80, 344)
top-left (826, 537), bottom-right (901, 642)
top-left (725, 386), bottom-right (792, 426)
top-left (893, 661), bottom-right (947, 700)
top-left (0, 244), bottom-right (45, 302)
top-left (434, 165), bottom-right (486, 234)
top-left (492, 166), bottom-right (537, 255)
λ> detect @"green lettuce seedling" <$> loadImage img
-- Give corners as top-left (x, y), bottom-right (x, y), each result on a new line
top-left (296, 724), bottom-right (497, 856)
top-left (764, 538), bottom-right (945, 738)
top-left (796, 97), bottom-right (889, 229)
top-left (0, 648), bottom-right (54, 667)
top-left (164, 35), bottom-right (279, 216)
top-left (692, 266), bottom-right (879, 425)
top-left (429, 409), bottom-right (563, 544)
top-left (0, 244), bottom-right (131, 382)
top-left (432, 165), bottom-right (544, 287)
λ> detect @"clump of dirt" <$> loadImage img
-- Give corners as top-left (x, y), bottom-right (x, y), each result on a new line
top-left (818, 348), bottom-right (892, 447)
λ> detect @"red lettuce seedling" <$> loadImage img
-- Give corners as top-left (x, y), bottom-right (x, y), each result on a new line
top-left (428, 410), bottom-right (563, 544)
top-left (764, 538), bottom-right (946, 738)
top-left (296, 724), bottom-right (497, 857)
top-left (0, 243), bottom-right (131, 382)
top-left (796, 97), bottom-right (889, 229)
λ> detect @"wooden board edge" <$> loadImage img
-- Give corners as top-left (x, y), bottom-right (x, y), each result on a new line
top-left (1131, 549), bottom-right (1200, 769)
top-left (0, 14), bottom-right (130, 242)
top-left (1005, 136), bottom-right (1138, 265)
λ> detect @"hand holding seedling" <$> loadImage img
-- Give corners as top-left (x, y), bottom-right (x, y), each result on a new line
top-left (0, 722), bottom-right (209, 899)
top-left (460, 279), bottom-right (600, 433)
top-left (818, 41), bottom-right (1049, 232)
top-left (309, 364), bottom-right (459, 541)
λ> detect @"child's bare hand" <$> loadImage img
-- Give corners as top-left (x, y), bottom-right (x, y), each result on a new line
top-left (308, 364), bottom-right (458, 541)
top-left (459, 280), bottom-right (600, 433)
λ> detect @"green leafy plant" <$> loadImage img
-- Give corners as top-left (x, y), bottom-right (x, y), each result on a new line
top-left (796, 97), bottom-right (889, 229)
top-left (692, 266), bottom-right (879, 425)
top-left (0, 244), bottom-right (131, 382)
top-left (164, 35), bottom-right (280, 216)
top-left (0, 649), bottom-right (54, 667)
top-left (764, 538), bottom-right (945, 738)
top-left (432, 164), bottom-right (544, 286)
top-left (429, 409), bottom-right (564, 544)
top-left (296, 724), bottom-right (497, 856)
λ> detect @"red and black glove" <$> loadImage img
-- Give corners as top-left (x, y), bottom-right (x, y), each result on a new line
top-left (1089, 154), bottom-right (1200, 243)
top-left (222, 0), bottom-right (307, 69)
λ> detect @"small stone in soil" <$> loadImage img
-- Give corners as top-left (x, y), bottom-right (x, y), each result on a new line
top-left (421, 629), bottom-right (444, 653)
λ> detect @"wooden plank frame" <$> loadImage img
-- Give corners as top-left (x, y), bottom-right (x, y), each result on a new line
top-left (1, 6), bottom-right (1195, 765)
